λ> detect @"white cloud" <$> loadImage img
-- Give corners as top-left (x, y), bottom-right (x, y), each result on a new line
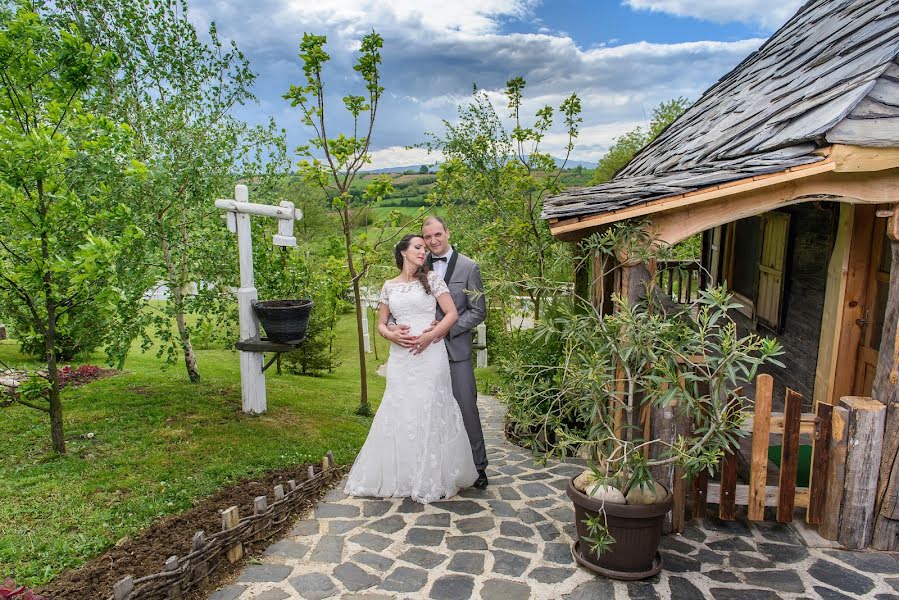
top-left (366, 146), bottom-right (444, 171)
top-left (188, 0), bottom-right (769, 166)
top-left (623, 0), bottom-right (805, 29)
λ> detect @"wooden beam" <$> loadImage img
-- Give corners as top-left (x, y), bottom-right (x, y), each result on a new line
top-left (808, 402), bottom-right (834, 525)
top-left (815, 204), bottom-right (854, 406)
top-left (829, 144), bottom-right (899, 172)
top-left (648, 169), bottom-right (899, 245)
top-left (777, 389), bottom-right (803, 522)
top-left (872, 240), bottom-right (899, 549)
top-left (549, 160), bottom-right (837, 238)
top-left (819, 405), bottom-right (849, 540)
top-left (838, 396), bottom-right (887, 549)
top-left (748, 374), bottom-right (773, 521)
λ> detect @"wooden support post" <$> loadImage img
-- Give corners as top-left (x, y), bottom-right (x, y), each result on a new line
top-left (221, 506), bottom-right (242, 563)
top-left (113, 576), bottom-right (134, 600)
top-left (191, 531), bottom-right (208, 585)
top-left (872, 238), bottom-right (899, 550)
top-left (692, 472), bottom-right (708, 519)
top-left (307, 465), bottom-right (315, 480)
top-left (326, 450), bottom-right (334, 468)
top-left (838, 396), bottom-right (887, 549)
top-left (808, 402), bottom-right (834, 524)
top-left (165, 555), bottom-right (182, 600)
top-left (274, 484), bottom-right (285, 502)
top-left (777, 389), bottom-right (803, 522)
top-left (820, 405), bottom-right (849, 539)
top-left (748, 374), bottom-right (774, 521)
top-left (287, 479), bottom-right (297, 492)
top-left (322, 455), bottom-right (330, 473)
top-left (718, 451), bottom-right (739, 520)
top-left (254, 495), bottom-right (268, 515)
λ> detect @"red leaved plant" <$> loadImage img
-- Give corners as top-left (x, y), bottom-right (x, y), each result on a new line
top-left (1, 579), bottom-right (46, 600)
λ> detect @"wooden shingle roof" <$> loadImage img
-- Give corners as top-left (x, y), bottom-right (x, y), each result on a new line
top-left (544, 0), bottom-right (899, 222)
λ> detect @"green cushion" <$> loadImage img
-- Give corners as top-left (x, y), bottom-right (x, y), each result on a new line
top-left (768, 444), bottom-right (813, 488)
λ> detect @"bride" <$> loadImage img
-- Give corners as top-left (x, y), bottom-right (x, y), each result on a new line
top-left (344, 234), bottom-right (478, 503)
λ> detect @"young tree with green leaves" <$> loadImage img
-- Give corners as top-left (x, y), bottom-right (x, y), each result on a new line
top-left (0, 1), bottom-right (139, 453)
top-left (68, 0), bottom-right (289, 382)
top-left (592, 97), bottom-right (690, 184)
top-left (425, 78), bottom-right (582, 321)
top-left (284, 32), bottom-right (411, 416)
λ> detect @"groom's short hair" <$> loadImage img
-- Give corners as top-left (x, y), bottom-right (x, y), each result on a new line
top-left (422, 216), bottom-right (448, 231)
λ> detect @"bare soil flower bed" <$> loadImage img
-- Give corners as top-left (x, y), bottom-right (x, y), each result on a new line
top-left (37, 464), bottom-right (332, 600)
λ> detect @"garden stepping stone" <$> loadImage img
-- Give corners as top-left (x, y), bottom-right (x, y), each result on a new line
top-left (707, 536), bottom-right (755, 552)
top-left (499, 487), bottom-right (521, 500)
top-left (729, 552), bottom-right (774, 569)
top-left (487, 499), bottom-right (517, 517)
top-left (432, 499), bottom-right (484, 515)
top-left (756, 541), bottom-right (809, 563)
top-left (289, 573), bottom-right (339, 600)
top-left (414, 512), bottom-right (451, 527)
top-left (516, 507), bottom-right (545, 524)
top-left (528, 566), bottom-right (576, 584)
top-left (499, 520), bottom-right (534, 538)
top-left (378, 566), bottom-right (429, 593)
top-left (627, 582), bottom-right (661, 600)
top-left (744, 569), bottom-right (805, 593)
top-left (710, 589), bottom-right (782, 600)
top-left (480, 579), bottom-right (532, 600)
top-left (315, 503), bottom-right (359, 519)
top-left (238, 564), bottom-right (292, 582)
top-left (491, 549), bottom-right (530, 577)
top-left (447, 551), bottom-right (485, 574)
top-left (563, 578), bottom-right (614, 599)
top-left (290, 520), bottom-right (319, 536)
top-left (327, 519), bottom-right (364, 534)
top-left (398, 547), bottom-right (447, 569)
top-left (366, 515), bottom-right (405, 534)
top-left (706, 569), bottom-right (740, 583)
top-left (361, 500), bottom-right (392, 517)
top-left (396, 497), bottom-right (424, 513)
top-left (519, 482), bottom-right (553, 497)
top-left (348, 531), bottom-right (392, 552)
top-left (809, 559), bottom-right (876, 595)
top-left (543, 542), bottom-right (574, 564)
top-left (493, 537), bottom-right (537, 553)
top-left (668, 576), bottom-right (705, 600)
top-left (404, 526), bottom-right (445, 546)
top-left (209, 585), bottom-right (247, 600)
top-left (332, 562), bottom-right (379, 592)
top-left (429, 574), bottom-right (475, 600)
top-left (813, 586), bottom-right (856, 600)
top-left (445, 535), bottom-right (488, 550)
top-left (264, 540), bottom-right (310, 559)
top-left (309, 536), bottom-right (343, 563)
top-left (252, 590), bottom-right (290, 600)
top-left (455, 515), bottom-right (495, 533)
top-left (351, 551), bottom-right (394, 571)
top-left (825, 549), bottom-right (899, 573)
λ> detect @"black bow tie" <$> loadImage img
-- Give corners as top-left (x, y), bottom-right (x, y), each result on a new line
top-left (431, 256), bottom-right (448, 263)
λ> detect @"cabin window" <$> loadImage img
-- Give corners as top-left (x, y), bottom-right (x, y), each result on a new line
top-left (724, 212), bottom-right (790, 331)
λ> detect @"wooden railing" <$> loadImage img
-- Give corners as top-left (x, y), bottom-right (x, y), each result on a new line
top-left (656, 260), bottom-right (701, 304)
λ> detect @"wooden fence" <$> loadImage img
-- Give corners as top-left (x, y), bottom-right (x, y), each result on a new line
top-left (656, 260), bottom-right (701, 304)
top-left (689, 374), bottom-right (833, 524)
top-left (109, 453), bottom-right (343, 600)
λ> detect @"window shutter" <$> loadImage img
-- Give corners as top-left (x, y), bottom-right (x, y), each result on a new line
top-left (756, 212), bottom-right (790, 330)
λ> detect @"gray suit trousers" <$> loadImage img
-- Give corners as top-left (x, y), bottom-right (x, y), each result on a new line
top-left (450, 358), bottom-right (487, 470)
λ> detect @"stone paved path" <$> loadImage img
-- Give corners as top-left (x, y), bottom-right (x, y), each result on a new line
top-left (212, 396), bottom-right (899, 600)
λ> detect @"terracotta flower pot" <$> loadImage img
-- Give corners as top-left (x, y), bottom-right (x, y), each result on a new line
top-left (566, 477), bottom-right (672, 580)
top-left (251, 299), bottom-right (313, 342)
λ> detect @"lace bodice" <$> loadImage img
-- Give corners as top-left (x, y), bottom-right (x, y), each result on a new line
top-left (379, 272), bottom-right (449, 334)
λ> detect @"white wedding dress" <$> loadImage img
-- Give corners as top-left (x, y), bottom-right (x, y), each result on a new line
top-left (344, 272), bottom-right (478, 503)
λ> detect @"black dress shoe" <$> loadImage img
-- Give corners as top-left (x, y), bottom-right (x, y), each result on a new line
top-left (473, 469), bottom-right (489, 489)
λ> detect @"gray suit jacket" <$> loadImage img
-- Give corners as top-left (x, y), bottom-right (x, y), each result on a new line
top-left (435, 249), bottom-right (486, 362)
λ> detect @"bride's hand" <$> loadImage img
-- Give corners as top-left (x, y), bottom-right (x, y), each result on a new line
top-left (412, 331), bottom-right (436, 355)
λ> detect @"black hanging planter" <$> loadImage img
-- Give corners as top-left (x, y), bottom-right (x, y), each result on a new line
top-left (251, 299), bottom-right (313, 342)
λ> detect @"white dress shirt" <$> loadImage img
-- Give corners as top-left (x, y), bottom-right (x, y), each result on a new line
top-left (430, 248), bottom-right (454, 279)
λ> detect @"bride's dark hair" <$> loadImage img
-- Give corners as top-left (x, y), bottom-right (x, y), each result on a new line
top-left (394, 234), bottom-right (432, 295)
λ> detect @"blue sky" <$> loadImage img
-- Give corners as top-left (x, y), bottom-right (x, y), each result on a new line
top-left (188, 0), bottom-right (804, 169)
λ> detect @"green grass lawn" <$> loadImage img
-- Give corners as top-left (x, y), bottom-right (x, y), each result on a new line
top-left (0, 313), bottom-right (388, 586)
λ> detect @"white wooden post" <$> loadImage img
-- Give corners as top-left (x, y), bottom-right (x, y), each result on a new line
top-left (216, 185), bottom-right (302, 414)
top-left (476, 322), bottom-right (487, 368)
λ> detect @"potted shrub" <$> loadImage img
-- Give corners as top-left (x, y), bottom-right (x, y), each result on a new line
top-left (498, 228), bottom-right (782, 579)
top-left (251, 299), bottom-right (314, 342)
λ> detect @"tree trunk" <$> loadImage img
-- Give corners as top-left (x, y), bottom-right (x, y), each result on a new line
top-left (39, 178), bottom-right (65, 454)
top-left (872, 240), bottom-right (899, 549)
top-left (573, 240), bottom-right (589, 313)
top-left (343, 209), bottom-right (370, 416)
top-left (160, 225), bottom-right (201, 383)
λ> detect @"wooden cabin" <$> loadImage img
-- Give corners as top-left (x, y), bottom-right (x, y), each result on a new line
top-left (543, 0), bottom-right (899, 549)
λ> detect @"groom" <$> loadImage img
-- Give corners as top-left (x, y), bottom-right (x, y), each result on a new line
top-left (388, 216), bottom-right (489, 488)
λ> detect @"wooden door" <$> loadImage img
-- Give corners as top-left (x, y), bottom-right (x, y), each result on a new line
top-left (854, 218), bottom-right (891, 396)
top-left (757, 213), bottom-right (790, 330)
